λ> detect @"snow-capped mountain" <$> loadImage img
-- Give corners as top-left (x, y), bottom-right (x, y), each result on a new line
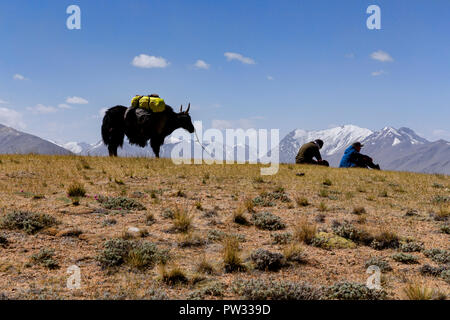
top-left (278, 125), bottom-right (373, 164)
top-left (279, 125), bottom-right (450, 174)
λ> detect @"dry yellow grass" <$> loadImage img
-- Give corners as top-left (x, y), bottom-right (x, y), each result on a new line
top-left (0, 154), bottom-right (448, 299)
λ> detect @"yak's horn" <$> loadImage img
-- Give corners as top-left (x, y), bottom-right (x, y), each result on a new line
top-left (180, 105), bottom-right (183, 112)
top-left (186, 103), bottom-right (190, 113)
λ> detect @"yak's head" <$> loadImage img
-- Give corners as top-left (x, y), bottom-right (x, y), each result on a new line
top-left (177, 103), bottom-right (195, 133)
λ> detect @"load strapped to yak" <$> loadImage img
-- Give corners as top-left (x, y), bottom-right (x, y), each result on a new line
top-left (131, 94), bottom-right (166, 113)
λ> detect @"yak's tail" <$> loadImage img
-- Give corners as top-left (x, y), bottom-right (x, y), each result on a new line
top-left (101, 105), bottom-right (127, 156)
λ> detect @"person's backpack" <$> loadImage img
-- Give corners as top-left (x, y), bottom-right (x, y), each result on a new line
top-left (131, 94), bottom-right (166, 113)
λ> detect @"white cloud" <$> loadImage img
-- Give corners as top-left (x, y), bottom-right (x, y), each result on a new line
top-left (66, 96), bottom-right (88, 104)
top-left (194, 60), bottom-right (210, 70)
top-left (371, 70), bottom-right (387, 77)
top-left (13, 74), bottom-right (27, 81)
top-left (132, 54), bottom-right (170, 69)
top-left (58, 103), bottom-right (72, 109)
top-left (267, 75), bottom-right (274, 80)
top-left (370, 50), bottom-right (394, 62)
top-left (26, 104), bottom-right (58, 114)
top-left (0, 107), bottom-right (26, 129)
top-left (224, 52), bottom-right (256, 65)
top-left (0, 99), bottom-right (8, 104)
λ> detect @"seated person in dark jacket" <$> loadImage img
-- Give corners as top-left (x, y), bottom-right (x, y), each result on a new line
top-left (295, 139), bottom-right (329, 166)
top-left (339, 142), bottom-right (380, 170)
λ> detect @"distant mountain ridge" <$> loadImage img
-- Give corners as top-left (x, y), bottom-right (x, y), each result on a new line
top-left (0, 124), bottom-right (72, 155)
top-left (1, 122), bottom-right (448, 174)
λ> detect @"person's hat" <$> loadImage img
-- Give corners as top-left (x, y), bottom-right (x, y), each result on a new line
top-left (315, 139), bottom-right (324, 148)
top-left (352, 142), bottom-right (364, 148)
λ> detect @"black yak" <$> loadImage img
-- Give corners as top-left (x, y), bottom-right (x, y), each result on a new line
top-left (101, 103), bottom-right (195, 157)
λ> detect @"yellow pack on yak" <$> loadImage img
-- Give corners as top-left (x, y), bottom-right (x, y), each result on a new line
top-left (131, 95), bottom-right (166, 113)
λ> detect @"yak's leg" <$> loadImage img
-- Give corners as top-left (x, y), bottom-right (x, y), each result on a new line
top-left (150, 138), bottom-right (163, 158)
top-left (108, 145), bottom-right (118, 157)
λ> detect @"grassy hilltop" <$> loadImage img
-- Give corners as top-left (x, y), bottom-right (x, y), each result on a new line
top-left (0, 155), bottom-right (448, 300)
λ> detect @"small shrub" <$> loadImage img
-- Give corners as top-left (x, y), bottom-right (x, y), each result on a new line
top-left (322, 178), bottom-right (332, 186)
top-left (250, 249), bottom-right (285, 271)
top-left (293, 218), bottom-right (317, 245)
top-left (102, 218), bottom-right (117, 227)
top-left (440, 224), bottom-right (450, 234)
top-left (352, 207), bottom-right (366, 215)
top-left (370, 231), bottom-right (400, 250)
top-left (97, 239), bottom-right (169, 270)
top-left (223, 236), bottom-right (246, 273)
top-left (251, 212), bottom-right (285, 231)
top-left (271, 232), bottom-right (293, 245)
top-left (96, 196), bottom-right (146, 211)
top-left (176, 190), bottom-right (186, 198)
top-left (365, 257), bottom-right (392, 272)
top-left (423, 248), bottom-right (449, 264)
top-left (30, 248), bottom-right (59, 269)
top-left (392, 253), bottom-right (419, 264)
top-left (0, 211), bottom-right (57, 234)
top-left (232, 279), bottom-right (322, 300)
top-left (315, 214), bottom-right (326, 223)
top-left (325, 282), bottom-right (386, 300)
top-left (420, 264), bottom-right (449, 280)
top-left (400, 240), bottom-right (424, 253)
top-left (188, 282), bottom-right (226, 299)
top-left (331, 221), bottom-right (373, 246)
top-left (0, 234), bottom-right (8, 247)
top-left (194, 201), bottom-right (203, 210)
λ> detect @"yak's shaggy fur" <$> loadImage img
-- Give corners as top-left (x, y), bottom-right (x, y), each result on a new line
top-left (101, 104), bottom-right (194, 157)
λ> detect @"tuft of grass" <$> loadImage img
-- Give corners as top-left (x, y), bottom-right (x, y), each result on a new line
top-left (294, 195), bottom-right (309, 207)
top-left (318, 201), bottom-right (328, 212)
top-left (196, 255), bottom-right (216, 275)
top-left (403, 282), bottom-right (435, 300)
top-left (293, 217), bottom-right (317, 245)
top-left (232, 207), bottom-right (250, 225)
top-left (159, 265), bottom-right (189, 286)
top-left (283, 244), bottom-right (307, 264)
top-left (178, 232), bottom-right (205, 248)
top-left (172, 207), bottom-right (193, 233)
top-left (145, 212), bottom-right (155, 226)
top-left (322, 178), bottom-right (332, 186)
top-left (67, 183), bottom-right (86, 198)
top-left (222, 236), bottom-right (246, 273)
top-left (194, 201), bottom-right (203, 211)
top-left (243, 197), bottom-right (255, 213)
top-left (370, 230), bottom-right (400, 250)
top-left (352, 207), bottom-right (366, 215)
top-left (0, 211), bottom-right (57, 234)
top-left (318, 189), bottom-right (329, 198)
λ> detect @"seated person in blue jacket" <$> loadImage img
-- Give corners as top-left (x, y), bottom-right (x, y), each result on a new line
top-left (339, 142), bottom-right (380, 170)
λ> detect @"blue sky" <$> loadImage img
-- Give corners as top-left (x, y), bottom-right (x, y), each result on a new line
top-left (0, 0), bottom-right (449, 144)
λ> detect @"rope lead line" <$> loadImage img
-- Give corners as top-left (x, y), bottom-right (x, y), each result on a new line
top-left (194, 129), bottom-right (215, 159)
